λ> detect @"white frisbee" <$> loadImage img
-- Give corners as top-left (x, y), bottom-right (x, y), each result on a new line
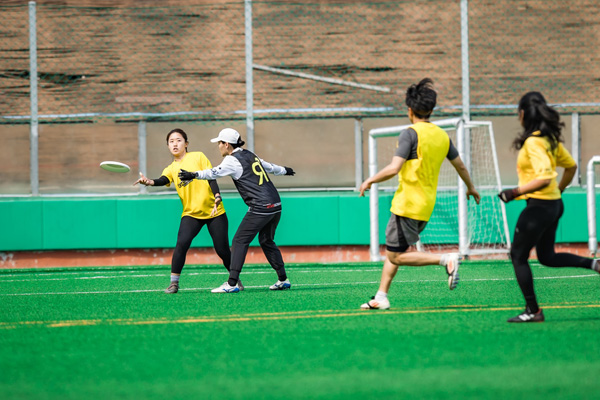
top-left (100, 161), bottom-right (131, 173)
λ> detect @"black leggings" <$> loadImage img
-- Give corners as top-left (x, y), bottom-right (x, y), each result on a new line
top-left (171, 214), bottom-right (231, 275)
top-left (510, 198), bottom-right (593, 311)
top-left (227, 211), bottom-right (287, 286)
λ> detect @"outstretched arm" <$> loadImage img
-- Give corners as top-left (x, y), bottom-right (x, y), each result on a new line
top-left (359, 156), bottom-right (405, 197)
top-left (134, 172), bottom-right (169, 187)
top-left (449, 156), bottom-right (481, 204)
top-left (260, 159), bottom-right (295, 176)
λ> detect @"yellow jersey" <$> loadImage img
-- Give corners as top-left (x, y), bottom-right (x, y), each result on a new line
top-left (391, 122), bottom-right (450, 221)
top-left (516, 131), bottom-right (576, 200)
top-left (161, 152), bottom-right (226, 219)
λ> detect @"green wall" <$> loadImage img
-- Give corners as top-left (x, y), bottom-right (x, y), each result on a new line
top-left (0, 191), bottom-right (597, 251)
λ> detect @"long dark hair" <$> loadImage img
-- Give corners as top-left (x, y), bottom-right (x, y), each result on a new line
top-left (513, 91), bottom-right (564, 151)
top-left (405, 78), bottom-right (437, 119)
top-left (166, 128), bottom-right (189, 151)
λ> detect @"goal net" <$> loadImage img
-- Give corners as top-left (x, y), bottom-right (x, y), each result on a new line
top-left (367, 118), bottom-right (510, 261)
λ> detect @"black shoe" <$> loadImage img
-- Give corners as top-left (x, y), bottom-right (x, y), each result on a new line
top-left (507, 308), bottom-right (544, 323)
top-left (165, 282), bottom-right (179, 294)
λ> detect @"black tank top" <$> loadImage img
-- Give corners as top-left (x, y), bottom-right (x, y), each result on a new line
top-left (231, 149), bottom-right (282, 214)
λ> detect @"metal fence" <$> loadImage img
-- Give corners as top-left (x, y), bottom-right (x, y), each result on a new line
top-left (1, 0), bottom-right (600, 195)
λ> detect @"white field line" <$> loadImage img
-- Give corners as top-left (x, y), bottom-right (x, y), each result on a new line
top-left (0, 274), bottom-right (597, 297)
top-left (0, 268), bottom-right (382, 283)
top-left (0, 281), bottom-right (381, 297)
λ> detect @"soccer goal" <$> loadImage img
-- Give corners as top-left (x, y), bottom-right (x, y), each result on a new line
top-left (367, 118), bottom-right (511, 261)
top-left (587, 155), bottom-right (600, 256)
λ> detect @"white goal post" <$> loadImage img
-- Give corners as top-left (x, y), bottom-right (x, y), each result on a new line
top-left (587, 155), bottom-right (600, 256)
top-left (367, 118), bottom-right (511, 261)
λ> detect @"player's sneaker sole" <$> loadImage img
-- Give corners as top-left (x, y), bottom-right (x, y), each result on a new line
top-left (446, 253), bottom-right (461, 290)
top-left (360, 296), bottom-right (390, 310)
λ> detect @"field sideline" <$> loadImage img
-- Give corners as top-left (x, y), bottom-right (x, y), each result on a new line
top-left (1, 261), bottom-right (599, 399)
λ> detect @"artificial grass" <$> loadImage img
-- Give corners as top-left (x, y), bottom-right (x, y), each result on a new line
top-left (1, 261), bottom-right (599, 399)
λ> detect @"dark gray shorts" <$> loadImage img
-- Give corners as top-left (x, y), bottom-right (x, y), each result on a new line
top-left (385, 214), bottom-right (428, 253)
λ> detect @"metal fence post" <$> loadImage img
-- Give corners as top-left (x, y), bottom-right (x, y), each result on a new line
top-left (355, 118), bottom-right (363, 191)
top-left (138, 120), bottom-right (147, 194)
top-left (461, 0), bottom-right (470, 123)
top-left (29, 1), bottom-right (39, 196)
top-left (245, 0), bottom-right (254, 152)
top-left (571, 112), bottom-right (581, 186)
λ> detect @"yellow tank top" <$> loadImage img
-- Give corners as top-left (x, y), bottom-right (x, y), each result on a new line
top-left (390, 122), bottom-right (450, 221)
top-left (516, 132), bottom-right (576, 200)
top-left (161, 152), bottom-right (226, 219)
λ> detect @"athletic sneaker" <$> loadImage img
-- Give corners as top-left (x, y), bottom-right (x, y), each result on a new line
top-left (164, 282), bottom-right (179, 294)
top-left (238, 280), bottom-right (245, 292)
top-left (507, 308), bottom-right (545, 323)
top-left (211, 282), bottom-right (240, 293)
top-left (446, 253), bottom-right (461, 290)
top-left (360, 296), bottom-right (390, 310)
top-left (592, 259), bottom-right (600, 274)
top-left (269, 279), bottom-right (291, 290)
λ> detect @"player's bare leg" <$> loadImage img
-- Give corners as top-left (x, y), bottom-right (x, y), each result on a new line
top-left (388, 250), bottom-right (460, 290)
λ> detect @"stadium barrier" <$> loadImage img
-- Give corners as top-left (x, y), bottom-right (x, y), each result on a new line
top-left (0, 191), bottom-right (594, 252)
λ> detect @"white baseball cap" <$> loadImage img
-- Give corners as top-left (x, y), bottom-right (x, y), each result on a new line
top-left (210, 128), bottom-right (240, 144)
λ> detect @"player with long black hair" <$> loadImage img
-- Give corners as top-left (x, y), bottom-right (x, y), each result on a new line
top-left (498, 91), bottom-right (600, 322)
top-left (179, 128), bottom-right (295, 293)
top-left (134, 128), bottom-right (232, 294)
top-left (358, 78), bottom-right (481, 310)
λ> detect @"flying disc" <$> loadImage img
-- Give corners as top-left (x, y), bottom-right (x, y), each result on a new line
top-left (100, 161), bottom-right (131, 173)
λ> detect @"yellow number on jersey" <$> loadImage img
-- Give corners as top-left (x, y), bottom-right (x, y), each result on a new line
top-left (252, 157), bottom-right (270, 185)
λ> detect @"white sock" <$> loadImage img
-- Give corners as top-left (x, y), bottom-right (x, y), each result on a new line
top-left (439, 254), bottom-right (449, 266)
top-left (171, 274), bottom-right (180, 283)
top-left (375, 291), bottom-right (388, 301)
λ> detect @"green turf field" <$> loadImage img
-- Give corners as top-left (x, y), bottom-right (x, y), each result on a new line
top-left (1, 261), bottom-right (599, 399)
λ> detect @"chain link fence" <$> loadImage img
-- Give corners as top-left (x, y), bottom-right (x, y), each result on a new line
top-left (1, 0), bottom-right (599, 195)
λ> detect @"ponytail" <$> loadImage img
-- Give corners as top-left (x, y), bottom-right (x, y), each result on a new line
top-left (513, 91), bottom-right (563, 151)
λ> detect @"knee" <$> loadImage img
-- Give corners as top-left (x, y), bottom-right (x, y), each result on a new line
top-left (537, 253), bottom-right (557, 267)
top-left (386, 251), bottom-right (405, 266)
top-left (175, 238), bottom-right (193, 251)
top-left (510, 245), bottom-right (529, 263)
top-left (258, 235), bottom-right (274, 247)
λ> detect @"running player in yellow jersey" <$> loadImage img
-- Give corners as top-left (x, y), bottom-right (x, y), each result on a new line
top-left (498, 92), bottom-right (600, 323)
top-left (358, 78), bottom-right (481, 310)
top-left (134, 128), bottom-right (231, 294)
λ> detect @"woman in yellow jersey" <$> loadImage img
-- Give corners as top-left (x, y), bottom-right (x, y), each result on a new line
top-left (498, 92), bottom-right (599, 323)
top-left (134, 128), bottom-right (231, 294)
top-left (358, 78), bottom-right (481, 310)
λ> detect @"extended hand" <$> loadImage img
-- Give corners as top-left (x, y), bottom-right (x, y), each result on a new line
top-left (134, 172), bottom-right (152, 186)
top-left (498, 188), bottom-right (520, 203)
top-left (284, 167), bottom-right (295, 176)
top-left (178, 169), bottom-right (197, 181)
